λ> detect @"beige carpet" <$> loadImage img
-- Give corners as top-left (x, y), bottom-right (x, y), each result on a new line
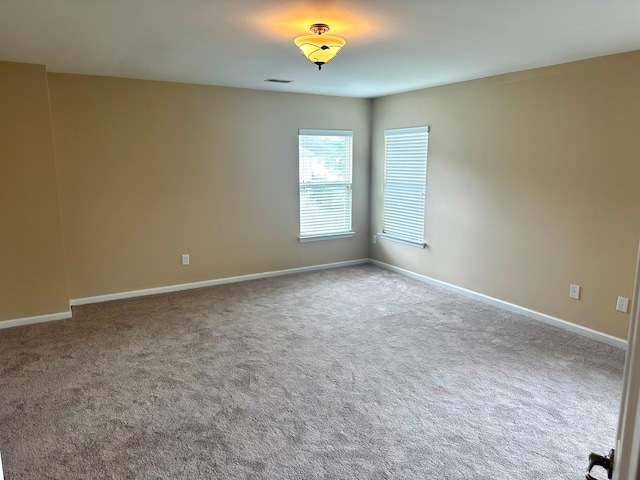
top-left (0, 265), bottom-right (625, 479)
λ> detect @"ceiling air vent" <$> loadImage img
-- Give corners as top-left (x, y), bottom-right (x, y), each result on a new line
top-left (264, 78), bottom-right (293, 83)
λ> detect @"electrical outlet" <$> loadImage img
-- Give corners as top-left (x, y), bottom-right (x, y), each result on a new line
top-left (569, 284), bottom-right (580, 300)
top-left (616, 296), bottom-right (629, 313)
top-left (181, 254), bottom-right (190, 266)
top-left (372, 235), bottom-right (377, 245)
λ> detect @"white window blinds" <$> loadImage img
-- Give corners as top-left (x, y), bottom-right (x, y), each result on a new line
top-left (382, 126), bottom-right (429, 247)
top-left (299, 129), bottom-right (353, 240)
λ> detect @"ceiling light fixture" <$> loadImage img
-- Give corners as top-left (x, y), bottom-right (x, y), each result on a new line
top-left (294, 24), bottom-right (346, 71)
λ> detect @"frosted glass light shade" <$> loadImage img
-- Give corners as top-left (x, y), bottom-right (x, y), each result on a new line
top-left (294, 34), bottom-right (346, 70)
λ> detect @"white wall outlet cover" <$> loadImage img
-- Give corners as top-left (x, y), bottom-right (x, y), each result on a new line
top-left (616, 296), bottom-right (629, 313)
top-left (569, 284), bottom-right (580, 300)
top-left (372, 235), bottom-right (377, 244)
top-left (181, 254), bottom-right (190, 266)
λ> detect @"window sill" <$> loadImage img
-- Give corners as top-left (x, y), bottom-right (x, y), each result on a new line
top-left (378, 233), bottom-right (426, 248)
top-left (299, 232), bottom-right (355, 243)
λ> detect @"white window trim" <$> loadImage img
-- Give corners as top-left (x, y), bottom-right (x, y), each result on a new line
top-left (298, 232), bottom-right (355, 243)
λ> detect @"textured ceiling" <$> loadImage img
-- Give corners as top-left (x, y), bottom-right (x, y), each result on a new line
top-left (0, 0), bottom-right (639, 97)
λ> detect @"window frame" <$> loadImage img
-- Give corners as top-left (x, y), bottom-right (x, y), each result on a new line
top-left (298, 128), bottom-right (355, 242)
top-left (380, 125), bottom-right (429, 248)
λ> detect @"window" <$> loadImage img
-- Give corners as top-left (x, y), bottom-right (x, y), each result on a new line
top-left (382, 126), bottom-right (429, 248)
top-left (298, 129), bottom-right (354, 241)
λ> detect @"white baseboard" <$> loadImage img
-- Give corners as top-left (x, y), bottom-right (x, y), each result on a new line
top-left (70, 258), bottom-right (370, 306)
top-left (5, 258), bottom-right (622, 350)
top-left (370, 259), bottom-right (627, 349)
top-left (0, 450), bottom-right (3, 480)
top-left (0, 310), bottom-right (72, 330)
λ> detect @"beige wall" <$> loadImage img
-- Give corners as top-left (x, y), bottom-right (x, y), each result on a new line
top-left (0, 62), bottom-right (69, 321)
top-left (2, 52), bottom-right (638, 340)
top-left (47, 74), bottom-right (371, 299)
top-left (371, 51), bottom-right (640, 339)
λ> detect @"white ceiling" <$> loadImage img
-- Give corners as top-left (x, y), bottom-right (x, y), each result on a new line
top-left (0, 0), bottom-right (639, 98)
